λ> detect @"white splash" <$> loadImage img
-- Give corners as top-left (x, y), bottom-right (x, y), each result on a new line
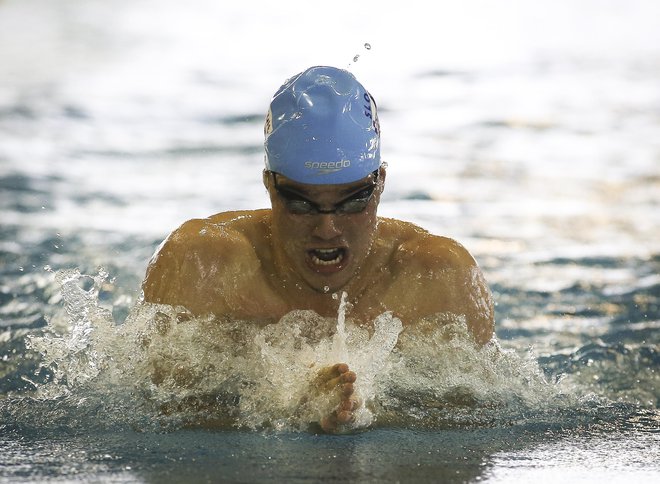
top-left (20, 269), bottom-right (572, 433)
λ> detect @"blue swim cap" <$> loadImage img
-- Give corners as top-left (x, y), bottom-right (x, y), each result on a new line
top-left (264, 66), bottom-right (381, 185)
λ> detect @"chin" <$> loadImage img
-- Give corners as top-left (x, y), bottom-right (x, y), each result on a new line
top-left (304, 271), bottom-right (352, 294)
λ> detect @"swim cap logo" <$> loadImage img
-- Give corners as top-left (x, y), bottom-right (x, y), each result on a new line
top-left (264, 109), bottom-right (273, 135)
top-left (363, 92), bottom-right (380, 136)
top-left (304, 160), bottom-right (351, 173)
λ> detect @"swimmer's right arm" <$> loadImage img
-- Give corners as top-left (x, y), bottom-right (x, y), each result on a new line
top-left (143, 219), bottom-right (229, 315)
top-left (142, 217), bottom-right (263, 317)
top-left (142, 220), bottom-right (203, 310)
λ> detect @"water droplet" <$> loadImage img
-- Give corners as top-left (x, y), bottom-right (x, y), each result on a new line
top-left (364, 43), bottom-right (371, 50)
top-left (323, 285), bottom-right (330, 293)
top-left (353, 54), bottom-right (360, 62)
top-left (18, 266), bottom-right (24, 272)
top-left (332, 292), bottom-right (339, 300)
top-left (44, 265), bottom-right (52, 272)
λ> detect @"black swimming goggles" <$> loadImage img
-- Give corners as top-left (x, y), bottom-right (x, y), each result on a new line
top-left (269, 170), bottom-right (379, 215)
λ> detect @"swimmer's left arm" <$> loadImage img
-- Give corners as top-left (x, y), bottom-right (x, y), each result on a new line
top-left (456, 260), bottom-right (495, 346)
top-left (396, 235), bottom-right (495, 345)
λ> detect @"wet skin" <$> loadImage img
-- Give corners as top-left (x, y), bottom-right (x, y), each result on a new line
top-left (142, 168), bottom-right (495, 431)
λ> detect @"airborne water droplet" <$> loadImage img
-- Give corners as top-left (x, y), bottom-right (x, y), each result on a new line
top-left (353, 54), bottom-right (360, 63)
top-left (364, 43), bottom-right (371, 50)
top-left (323, 285), bottom-right (330, 293)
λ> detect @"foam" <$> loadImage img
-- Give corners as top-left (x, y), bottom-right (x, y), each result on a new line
top-left (17, 269), bottom-right (582, 433)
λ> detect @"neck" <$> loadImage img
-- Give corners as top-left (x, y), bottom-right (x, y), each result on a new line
top-left (264, 240), bottom-right (332, 316)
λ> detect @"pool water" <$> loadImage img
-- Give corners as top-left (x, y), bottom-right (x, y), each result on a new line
top-left (1, 0), bottom-right (659, 482)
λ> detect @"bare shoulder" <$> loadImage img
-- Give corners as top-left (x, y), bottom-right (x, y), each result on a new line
top-left (182, 210), bottom-right (270, 241)
top-left (377, 217), bottom-right (494, 345)
top-left (378, 217), bottom-right (477, 271)
top-left (147, 210), bottom-right (266, 271)
top-left (175, 209), bottom-right (270, 245)
top-left (142, 210), bottom-right (270, 312)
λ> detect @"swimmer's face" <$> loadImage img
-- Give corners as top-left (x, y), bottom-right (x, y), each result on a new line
top-left (265, 168), bottom-right (384, 293)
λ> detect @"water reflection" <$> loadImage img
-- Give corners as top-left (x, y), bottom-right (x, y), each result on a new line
top-left (1, 0), bottom-right (660, 481)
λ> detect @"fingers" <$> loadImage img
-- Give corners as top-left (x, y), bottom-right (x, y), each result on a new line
top-left (341, 382), bottom-right (354, 396)
top-left (315, 362), bottom-right (348, 383)
top-left (336, 410), bottom-right (352, 423)
top-left (318, 363), bottom-right (357, 392)
top-left (313, 362), bottom-right (361, 434)
top-left (342, 370), bottom-right (356, 383)
top-left (333, 362), bottom-right (349, 374)
top-left (319, 405), bottom-right (356, 432)
top-left (327, 371), bottom-right (356, 390)
top-left (339, 399), bottom-right (358, 412)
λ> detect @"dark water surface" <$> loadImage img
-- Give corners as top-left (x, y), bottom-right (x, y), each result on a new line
top-left (2, 413), bottom-right (657, 483)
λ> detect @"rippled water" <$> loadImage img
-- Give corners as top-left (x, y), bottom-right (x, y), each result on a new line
top-left (1, 0), bottom-right (659, 482)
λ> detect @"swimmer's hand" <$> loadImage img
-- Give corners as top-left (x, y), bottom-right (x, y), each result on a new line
top-left (310, 363), bottom-right (360, 433)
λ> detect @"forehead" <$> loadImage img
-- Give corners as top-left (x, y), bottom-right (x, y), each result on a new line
top-left (274, 172), bottom-right (375, 197)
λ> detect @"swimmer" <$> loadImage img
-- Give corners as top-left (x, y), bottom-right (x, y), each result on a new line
top-left (142, 66), bottom-right (495, 431)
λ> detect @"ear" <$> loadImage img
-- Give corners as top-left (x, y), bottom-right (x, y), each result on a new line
top-left (262, 169), bottom-right (270, 190)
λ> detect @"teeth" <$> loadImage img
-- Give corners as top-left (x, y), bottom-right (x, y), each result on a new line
top-left (311, 249), bottom-right (344, 266)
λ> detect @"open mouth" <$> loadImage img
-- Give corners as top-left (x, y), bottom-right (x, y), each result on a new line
top-left (308, 248), bottom-right (346, 267)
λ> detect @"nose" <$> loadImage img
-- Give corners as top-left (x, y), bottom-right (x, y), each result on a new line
top-left (311, 213), bottom-right (342, 240)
